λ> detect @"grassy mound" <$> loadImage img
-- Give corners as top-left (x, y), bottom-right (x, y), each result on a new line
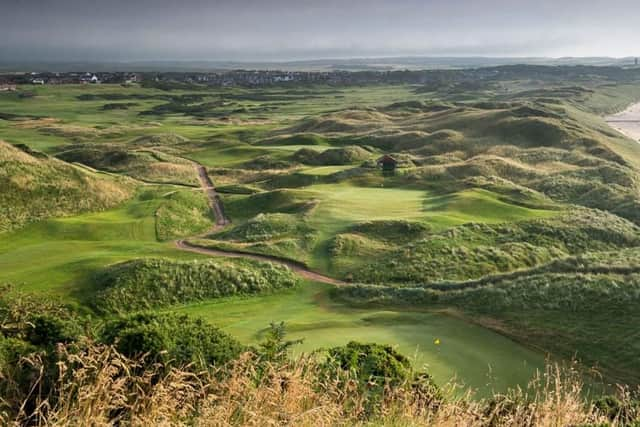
top-left (223, 189), bottom-right (317, 221)
top-left (154, 189), bottom-right (212, 241)
top-left (350, 208), bottom-right (640, 283)
top-left (293, 145), bottom-right (372, 165)
top-left (348, 220), bottom-right (431, 243)
top-left (130, 133), bottom-right (189, 146)
top-left (0, 140), bottom-right (134, 233)
top-left (93, 258), bottom-right (301, 312)
top-left (241, 154), bottom-right (295, 170)
top-left (257, 133), bottom-right (328, 146)
top-left (56, 144), bottom-right (199, 186)
top-left (290, 109), bottom-right (390, 134)
top-left (215, 213), bottom-right (314, 243)
top-left (199, 213), bottom-right (319, 264)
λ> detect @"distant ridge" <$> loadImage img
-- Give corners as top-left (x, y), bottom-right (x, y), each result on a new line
top-left (0, 56), bottom-right (637, 73)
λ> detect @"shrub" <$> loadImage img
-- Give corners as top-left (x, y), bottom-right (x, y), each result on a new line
top-left (322, 341), bottom-right (441, 416)
top-left (100, 312), bottom-right (243, 368)
top-left (25, 315), bottom-right (83, 347)
top-left (326, 341), bottom-right (411, 384)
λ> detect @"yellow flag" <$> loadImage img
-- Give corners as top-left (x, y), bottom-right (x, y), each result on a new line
top-left (434, 338), bottom-right (441, 345)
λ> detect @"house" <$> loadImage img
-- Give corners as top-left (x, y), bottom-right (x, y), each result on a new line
top-left (377, 154), bottom-right (398, 171)
top-left (31, 78), bottom-right (45, 85)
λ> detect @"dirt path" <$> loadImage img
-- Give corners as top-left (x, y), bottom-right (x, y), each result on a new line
top-left (175, 164), bottom-right (346, 286)
top-left (195, 164), bottom-right (230, 232)
top-left (606, 102), bottom-right (640, 142)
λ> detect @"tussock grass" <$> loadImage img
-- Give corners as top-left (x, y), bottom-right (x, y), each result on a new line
top-left (0, 140), bottom-right (134, 233)
top-left (56, 144), bottom-right (200, 186)
top-left (93, 257), bottom-right (301, 312)
top-left (350, 208), bottom-right (640, 283)
top-left (155, 189), bottom-right (212, 241)
top-left (1, 342), bottom-right (628, 426)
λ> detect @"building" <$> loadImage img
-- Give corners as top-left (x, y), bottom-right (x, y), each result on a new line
top-left (377, 154), bottom-right (398, 171)
top-left (31, 78), bottom-right (45, 85)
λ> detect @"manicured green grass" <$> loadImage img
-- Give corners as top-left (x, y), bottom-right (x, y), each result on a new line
top-left (0, 190), bottom-right (207, 302)
top-left (174, 281), bottom-right (545, 397)
top-left (302, 183), bottom-right (556, 235)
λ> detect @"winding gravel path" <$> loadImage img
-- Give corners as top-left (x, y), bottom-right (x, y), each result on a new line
top-left (174, 164), bottom-right (345, 286)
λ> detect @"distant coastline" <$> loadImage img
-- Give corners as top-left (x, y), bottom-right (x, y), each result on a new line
top-left (606, 102), bottom-right (640, 142)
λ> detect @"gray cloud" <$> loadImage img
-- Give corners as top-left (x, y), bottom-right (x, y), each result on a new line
top-left (0, 0), bottom-right (638, 61)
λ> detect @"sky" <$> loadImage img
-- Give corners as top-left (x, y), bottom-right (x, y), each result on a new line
top-left (0, 0), bottom-right (638, 62)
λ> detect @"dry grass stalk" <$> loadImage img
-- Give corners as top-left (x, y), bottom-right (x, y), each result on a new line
top-left (1, 342), bottom-right (633, 426)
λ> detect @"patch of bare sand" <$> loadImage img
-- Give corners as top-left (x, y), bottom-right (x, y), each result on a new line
top-left (606, 102), bottom-right (640, 142)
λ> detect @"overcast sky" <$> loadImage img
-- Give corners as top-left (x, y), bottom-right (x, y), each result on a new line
top-left (0, 0), bottom-right (638, 62)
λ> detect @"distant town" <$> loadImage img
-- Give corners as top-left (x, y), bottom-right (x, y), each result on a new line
top-left (1, 63), bottom-right (640, 91)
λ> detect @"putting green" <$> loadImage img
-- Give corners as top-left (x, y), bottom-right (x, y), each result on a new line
top-left (175, 281), bottom-right (545, 397)
top-left (301, 184), bottom-right (557, 234)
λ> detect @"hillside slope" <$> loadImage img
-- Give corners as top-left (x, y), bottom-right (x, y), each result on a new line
top-left (0, 140), bottom-right (134, 232)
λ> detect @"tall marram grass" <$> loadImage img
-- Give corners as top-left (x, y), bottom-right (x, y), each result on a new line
top-left (2, 341), bottom-right (634, 426)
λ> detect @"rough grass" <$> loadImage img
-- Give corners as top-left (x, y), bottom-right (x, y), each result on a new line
top-left (0, 140), bottom-right (134, 233)
top-left (93, 257), bottom-right (300, 312)
top-left (56, 144), bottom-right (200, 186)
top-left (2, 341), bottom-right (622, 426)
top-left (292, 145), bottom-right (372, 165)
top-left (349, 208), bottom-right (640, 283)
top-left (154, 189), bottom-right (212, 241)
top-left (0, 189), bottom-right (210, 300)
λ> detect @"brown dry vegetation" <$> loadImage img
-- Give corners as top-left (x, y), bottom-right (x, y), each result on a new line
top-left (1, 342), bottom-right (635, 427)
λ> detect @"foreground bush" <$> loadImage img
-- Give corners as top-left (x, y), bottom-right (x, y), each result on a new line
top-left (93, 258), bottom-right (301, 312)
top-left (100, 312), bottom-right (244, 368)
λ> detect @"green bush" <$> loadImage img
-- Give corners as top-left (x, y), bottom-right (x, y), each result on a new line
top-left (25, 315), bottom-right (83, 347)
top-left (325, 341), bottom-right (413, 385)
top-left (100, 312), bottom-right (243, 368)
top-left (322, 341), bottom-right (441, 416)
